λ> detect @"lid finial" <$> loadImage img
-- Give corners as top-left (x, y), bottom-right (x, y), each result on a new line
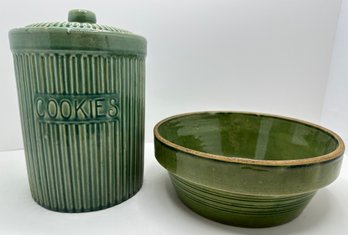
top-left (68, 9), bottom-right (96, 23)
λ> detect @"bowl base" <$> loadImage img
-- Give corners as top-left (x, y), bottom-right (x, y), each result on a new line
top-left (170, 174), bottom-right (315, 228)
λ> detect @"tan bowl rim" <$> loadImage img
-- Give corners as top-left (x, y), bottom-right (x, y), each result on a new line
top-left (154, 111), bottom-right (345, 166)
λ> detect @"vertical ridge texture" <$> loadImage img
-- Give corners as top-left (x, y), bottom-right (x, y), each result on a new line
top-left (13, 51), bottom-right (145, 212)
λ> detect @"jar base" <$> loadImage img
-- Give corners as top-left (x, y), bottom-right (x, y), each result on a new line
top-left (31, 182), bottom-right (143, 213)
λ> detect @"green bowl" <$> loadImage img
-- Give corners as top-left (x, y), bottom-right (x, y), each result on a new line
top-left (154, 111), bottom-right (345, 228)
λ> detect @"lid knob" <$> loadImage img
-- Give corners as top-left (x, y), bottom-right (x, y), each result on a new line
top-left (68, 9), bottom-right (96, 23)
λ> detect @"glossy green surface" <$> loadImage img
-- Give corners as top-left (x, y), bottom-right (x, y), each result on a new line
top-left (9, 10), bottom-right (146, 55)
top-left (68, 9), bottom-right (96, 23)
top-left (9, 10), bottom-right (146, 212)
top-left (171, 173), bottom-right (314, 228)
top-left (154, 112), bottom-right (344, 227)
top-left (158, 112), bottom-right (338, 160)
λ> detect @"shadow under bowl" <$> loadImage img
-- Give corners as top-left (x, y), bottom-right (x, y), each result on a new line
top-left (154, 111), bottom-right (345, 228)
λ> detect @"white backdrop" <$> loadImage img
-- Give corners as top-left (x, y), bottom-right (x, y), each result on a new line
top-left (1, 1), bottom-right (348, 234)
top-left (322, 0), bottom-right (348, 145)
top-left (0, 0), bottom-right (344, 151)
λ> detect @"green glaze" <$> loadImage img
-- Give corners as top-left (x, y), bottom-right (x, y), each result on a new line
top-left (9, 10), bottom-right (146, 55)
top-left (9, 9), bottom-right (146, 212)
top-left (68, 9), bottom-right (96, 23)
top-left (154, 112), bottom-right (345, 227)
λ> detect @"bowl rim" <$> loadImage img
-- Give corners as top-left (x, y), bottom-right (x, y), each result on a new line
top-left (154, 111), bottom-right (345, 166)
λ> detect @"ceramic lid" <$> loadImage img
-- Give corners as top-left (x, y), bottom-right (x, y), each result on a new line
top-left (9, 9), bottom-right (146, 55)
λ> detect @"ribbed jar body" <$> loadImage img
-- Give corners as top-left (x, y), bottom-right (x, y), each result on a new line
top-left (12, 50), bottom-right (145, 212)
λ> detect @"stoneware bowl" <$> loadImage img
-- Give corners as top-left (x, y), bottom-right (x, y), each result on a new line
top-left (154, 111), bottom-right (345, 228)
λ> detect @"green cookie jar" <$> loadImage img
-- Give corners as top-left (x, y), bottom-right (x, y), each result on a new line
top-left (9, 9), bottom-right (146, 212)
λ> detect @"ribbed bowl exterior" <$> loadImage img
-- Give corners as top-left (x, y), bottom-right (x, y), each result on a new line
top-left (170, 174), bottom-right (315, 228)
top-left (12, 51), bottom-right (145, 212)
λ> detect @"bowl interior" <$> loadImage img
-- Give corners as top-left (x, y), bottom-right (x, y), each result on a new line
top-left (157, 112), bottom-right (339, 161)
